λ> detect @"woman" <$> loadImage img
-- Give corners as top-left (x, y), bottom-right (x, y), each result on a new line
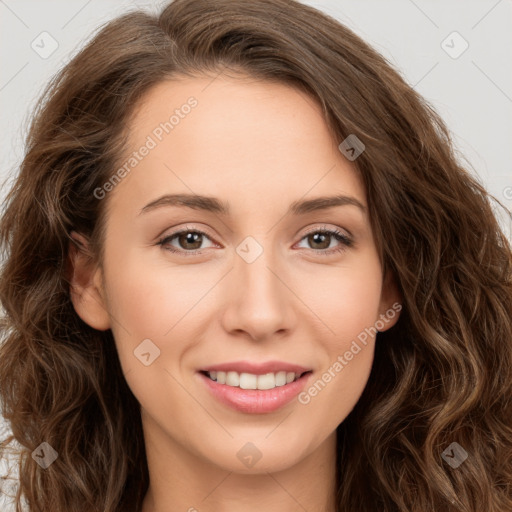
top-left (1, 0), bottom-right (511, 511)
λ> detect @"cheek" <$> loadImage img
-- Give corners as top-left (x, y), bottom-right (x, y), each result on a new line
top-left (104, 244), bottom-right (210, 333)
top-left (299, 307), bottom-right (378, 429)
top-left (294, 255), bottom-right (382, 419)
top-left (294, 250), bottom-right (383, 342)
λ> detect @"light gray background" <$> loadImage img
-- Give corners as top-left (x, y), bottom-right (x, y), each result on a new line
top-left (1, 0), bottom-right (511, 509)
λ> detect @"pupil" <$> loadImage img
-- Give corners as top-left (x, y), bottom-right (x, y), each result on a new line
top-left (181, 232), bottom-right (202, 249)
top-left (311, 233), bottom-right (329, 249)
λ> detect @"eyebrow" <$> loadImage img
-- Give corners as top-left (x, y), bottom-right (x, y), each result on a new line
top-left (139, 193), bottom-right (366, 216)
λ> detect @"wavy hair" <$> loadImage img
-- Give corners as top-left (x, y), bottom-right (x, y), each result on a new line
top-left (1, 0), bottom-right (511, 511)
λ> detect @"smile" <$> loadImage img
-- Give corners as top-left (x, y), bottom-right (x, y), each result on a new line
top-left (197, 370), bottom-right (313, 414)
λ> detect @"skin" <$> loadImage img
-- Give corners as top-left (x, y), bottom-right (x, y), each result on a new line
top-left (69, 73), bottom-right (401, 512)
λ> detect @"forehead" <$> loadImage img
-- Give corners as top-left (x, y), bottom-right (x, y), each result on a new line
top-left (110, 74), bottom-right (366, 216)
top-left (129, 73), bottom-right (333, 149)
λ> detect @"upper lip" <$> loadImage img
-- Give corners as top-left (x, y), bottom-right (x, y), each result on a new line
top-left (200, 360), bottom-right (312, 375)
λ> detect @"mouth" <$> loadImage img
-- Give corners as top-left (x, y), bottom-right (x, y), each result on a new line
top-left (197, 369), bottom-right (314, 414)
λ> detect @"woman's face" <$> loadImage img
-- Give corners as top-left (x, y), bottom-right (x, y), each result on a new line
top-left (70, 73), bottom-right (400, 474)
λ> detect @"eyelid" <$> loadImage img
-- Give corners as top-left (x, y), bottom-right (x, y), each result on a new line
top-left (158, 223), bottom-right (351, 242)
top-left (300, 223), bottom-right (351, 239)
top-left (157, 223), bottom-right (216, 243)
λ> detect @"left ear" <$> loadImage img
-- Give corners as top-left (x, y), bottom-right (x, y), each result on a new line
top-left (377, 269), bottom-right (402, 332)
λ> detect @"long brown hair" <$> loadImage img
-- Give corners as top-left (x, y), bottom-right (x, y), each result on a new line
top-left (1, 1), bottom-right (511, 511)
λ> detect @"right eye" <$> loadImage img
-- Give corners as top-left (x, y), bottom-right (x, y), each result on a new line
top-left (157, 227), bottom-right (218, 256)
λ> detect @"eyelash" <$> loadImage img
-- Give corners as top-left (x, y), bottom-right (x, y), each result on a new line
top-left (157, 225), bottom-right (353, 257)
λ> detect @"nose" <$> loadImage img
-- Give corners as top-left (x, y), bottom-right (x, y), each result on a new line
top-left (220, 239), bottom-right (296, 342)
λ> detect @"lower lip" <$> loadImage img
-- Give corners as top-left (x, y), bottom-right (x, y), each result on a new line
top-left (198, 371), bottom-right (313, 414)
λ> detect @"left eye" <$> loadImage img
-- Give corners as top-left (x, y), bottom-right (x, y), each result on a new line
top-left (295, 229), bottom-right (352, 254)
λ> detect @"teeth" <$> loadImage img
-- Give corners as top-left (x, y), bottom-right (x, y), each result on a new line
top-left (206, 370), bottom-right (305, 390)
top-left (275, 372), bottom-right (287, 386)
top-left (239, 372), bottom-right (257, 389)
top-left (226, 371), bottom-right (239, 386)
